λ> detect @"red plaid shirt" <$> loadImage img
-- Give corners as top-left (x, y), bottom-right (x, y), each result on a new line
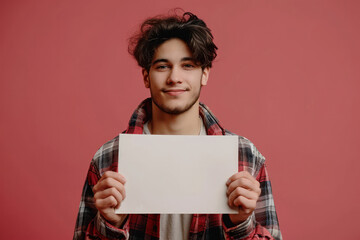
top-left (73, 98), bottom-right (282, 240)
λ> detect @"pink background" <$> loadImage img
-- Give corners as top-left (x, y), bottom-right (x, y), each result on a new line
top-left (1, 1), bottom-right (359, 239)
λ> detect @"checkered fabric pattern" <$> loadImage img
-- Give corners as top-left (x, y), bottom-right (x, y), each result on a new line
top-left (73, 98), bottom-right (282, 240)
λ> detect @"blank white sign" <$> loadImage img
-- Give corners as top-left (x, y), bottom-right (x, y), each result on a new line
top-left (115, 134), bottom-right (238, 214)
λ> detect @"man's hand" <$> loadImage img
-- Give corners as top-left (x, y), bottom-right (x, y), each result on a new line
top-left (93, 171), bottom-right (127, 228)
top-left (226, 171), bottom-right (261, 225)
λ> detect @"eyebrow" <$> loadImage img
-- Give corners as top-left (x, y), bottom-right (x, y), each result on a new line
top-left (152, 57), bottom-right (195, 65)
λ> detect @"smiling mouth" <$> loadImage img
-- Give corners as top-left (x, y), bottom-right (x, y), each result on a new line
top-left (163, 88), bottom-right (188, 96)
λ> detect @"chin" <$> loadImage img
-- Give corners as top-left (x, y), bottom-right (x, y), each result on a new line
top-left (153, 101), bottom-right (196, 115)
top-left (160, 106), bottom-right (189, 115)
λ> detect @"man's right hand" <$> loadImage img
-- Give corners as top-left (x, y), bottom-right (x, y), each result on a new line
top-left (93, 171), bottom-right (127, 228)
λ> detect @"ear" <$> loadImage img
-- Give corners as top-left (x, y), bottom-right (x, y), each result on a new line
top-left (142, 69), bottom-right (150, 88)
top-left (201, 67), bottom-right (210, 86)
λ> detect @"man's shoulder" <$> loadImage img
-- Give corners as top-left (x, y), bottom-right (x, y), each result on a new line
top-left (224, 130), bottom-right (260, 151)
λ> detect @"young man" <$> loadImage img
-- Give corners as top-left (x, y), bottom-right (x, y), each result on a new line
top-left (73, 12), bottom-right (281, 240)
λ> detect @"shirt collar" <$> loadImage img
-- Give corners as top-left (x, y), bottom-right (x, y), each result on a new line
top-left (124, 98), bottom-right (225, 136)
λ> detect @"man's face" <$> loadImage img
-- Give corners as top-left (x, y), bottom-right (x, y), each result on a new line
top-left (143, 38), bottom-right (209, 115)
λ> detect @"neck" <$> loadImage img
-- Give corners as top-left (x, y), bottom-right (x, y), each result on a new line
top-left (149, 101), bottom-right (202, 135)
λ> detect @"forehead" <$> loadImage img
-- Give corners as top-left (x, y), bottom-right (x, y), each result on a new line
top-left (153, 38), bottom-right (193, 61)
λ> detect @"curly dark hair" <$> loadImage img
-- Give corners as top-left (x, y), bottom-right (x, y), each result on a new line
top-left (128, 11), bottom-right (218, 72)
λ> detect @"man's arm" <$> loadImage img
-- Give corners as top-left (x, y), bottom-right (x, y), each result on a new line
top-left (222, 136), bottom-right (282, 240)
top-left (73, 161), bottom-right (129, 240)
top-left (223, 167), bottom-right (280, 239)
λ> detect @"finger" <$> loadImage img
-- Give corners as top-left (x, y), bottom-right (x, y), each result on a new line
top-left (227, 171), bottom-right (258, 187)
top-left (100, 171), bottom-right (126, 185)
top-left (94, 187), bottom-right (125, 208)
top-left (228, 186), bottom-right (259, 208)
top-left (227, 177), bottom-right (256, 196)
top-left (233, 195), bottom-right (257, 214)
top-left (95, 195), bottom-right (118, 210)
top-left (94, 172), bottom-right (126, 193)
top-left (93, 176), bottom-right (126, 195)
top-left (227, 171), bottom-right (251, 183)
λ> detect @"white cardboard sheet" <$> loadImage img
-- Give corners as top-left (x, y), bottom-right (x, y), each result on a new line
top-left (115, 134), bottom-right (238, 214)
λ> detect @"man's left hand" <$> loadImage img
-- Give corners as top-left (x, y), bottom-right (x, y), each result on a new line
top-left (226, 171), bottom-right (261, 225)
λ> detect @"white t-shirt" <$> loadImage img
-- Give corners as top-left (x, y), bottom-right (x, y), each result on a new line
top-left (143, 120), bottom-right (206, 240)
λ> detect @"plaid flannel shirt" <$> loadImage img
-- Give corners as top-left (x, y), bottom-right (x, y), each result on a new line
top-left (73, 98), bottom-right (282, 240)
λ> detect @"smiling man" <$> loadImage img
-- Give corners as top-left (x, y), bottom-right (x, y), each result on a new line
top-left (144, 38), bottom-right (209, 135)
top-left (74, 12), bottom-right (281, 240)
top-left (145, 38), bottom-right (208, 114)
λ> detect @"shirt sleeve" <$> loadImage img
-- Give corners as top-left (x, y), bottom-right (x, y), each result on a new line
top-left (73, 161), bottom-right (129, 240)
top-left (253, 164), bottom-right (282, 240)
top-left (222, 213), bottom-right (257, 238)
top-left (222, 137), bottom-right (282, 240)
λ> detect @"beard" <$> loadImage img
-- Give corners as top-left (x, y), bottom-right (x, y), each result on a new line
top-left (150, 85), bottom-right (202, 115)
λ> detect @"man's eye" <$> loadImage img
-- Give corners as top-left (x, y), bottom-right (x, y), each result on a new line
top-left (183, 64), bottom-right (195, 69)
top-left (156, 65), bottom-right (169, 70)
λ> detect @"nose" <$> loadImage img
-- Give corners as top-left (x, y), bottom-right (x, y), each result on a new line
top-left (166, 67), bottom-right (182, 85)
